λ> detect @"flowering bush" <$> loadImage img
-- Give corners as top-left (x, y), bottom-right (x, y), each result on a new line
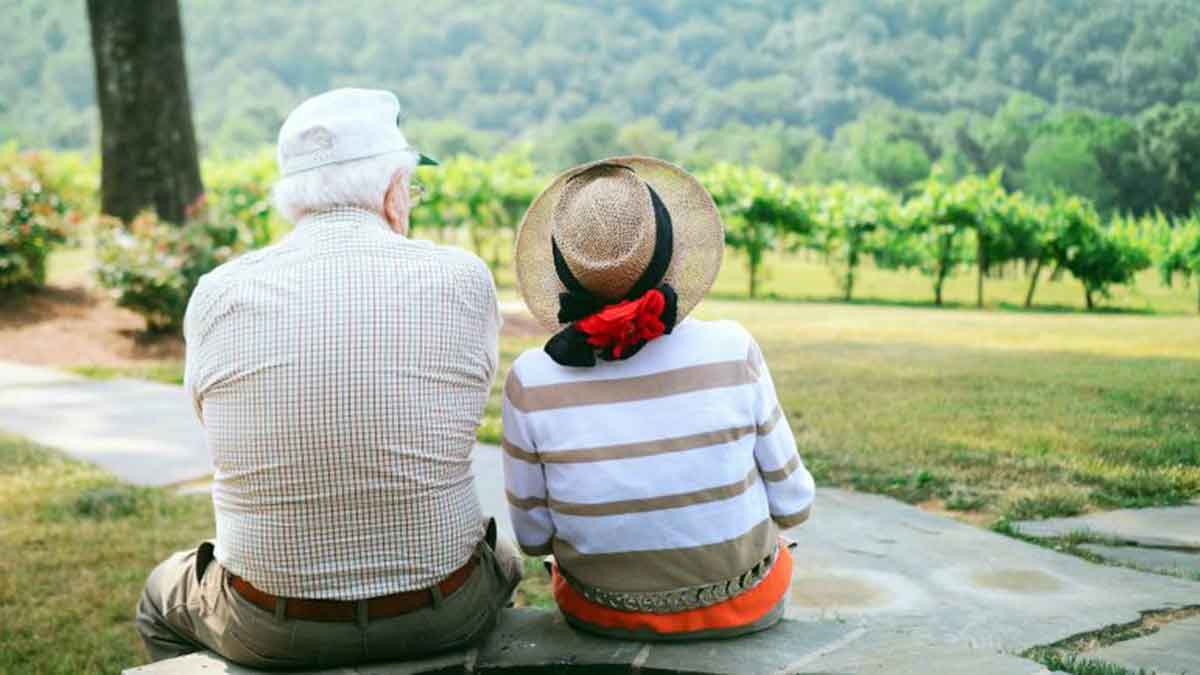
top-left (0, 153), bottom-right (72, 294)
top-left (94, 199), bottom-right (250, 332)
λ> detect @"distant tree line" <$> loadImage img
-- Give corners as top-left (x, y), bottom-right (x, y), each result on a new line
top-left (408, 97), bottom-right (1200, 219)
top-left (5, 1), bottom-right (1200, 219)
top-left (411, 155), bottom-right (1200, 313)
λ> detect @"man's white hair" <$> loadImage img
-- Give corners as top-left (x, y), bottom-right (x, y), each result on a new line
top-left (272, 150), bottom-right (419, 224)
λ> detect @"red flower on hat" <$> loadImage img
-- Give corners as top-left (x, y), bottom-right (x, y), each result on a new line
top-left (576, 289), bottom-right (668, 359)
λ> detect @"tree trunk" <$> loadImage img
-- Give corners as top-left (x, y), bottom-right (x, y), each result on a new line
top-left (748, 260), bottom-right (758, 299)
top-left (1084, 286), bottom-right (1094, 311)
top-left (1195, 283), bottom-right (1198, 315)
top-left (976, 237), bottom-right (985, 308)
top-left (843, 245), bottom-right (856, 302)
top-left (934, 236), bottom-right (951, 306)
top-left (1024, 259), bottom-right (1043, 308)
top-left (87, 0), bottom-right (203, 224)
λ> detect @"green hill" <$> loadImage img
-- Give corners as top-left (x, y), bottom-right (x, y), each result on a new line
top-left (4, 1), bottom-right (1199, 214)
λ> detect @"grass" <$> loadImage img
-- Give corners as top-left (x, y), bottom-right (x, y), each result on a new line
top-left (711, 252), bottom-right (1198, 316)
top-left (0, 434), bottom-right (553, 674)
top-left (710, 298), bottom-right (1200, 519)
top-left (67, 289), bottom-right (1200, 521)
top-left (0, 434), bottom-right (213, 673)
top-left (68, 363), bottom-right (184, 386)
top-left (1031, 654), bottom-right (1150, 675)
top-left (1021, 606), bottom-right (1200, 675)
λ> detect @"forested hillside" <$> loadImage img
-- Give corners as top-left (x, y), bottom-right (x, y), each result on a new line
top-left (4, 0), bottom-right (1200, 214)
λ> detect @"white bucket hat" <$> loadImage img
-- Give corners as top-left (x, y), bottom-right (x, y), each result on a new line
top-left (276, 88), bottom-right (437, 177)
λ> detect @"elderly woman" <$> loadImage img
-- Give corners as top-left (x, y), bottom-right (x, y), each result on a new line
top-left (501, 157), bottom-right (815, 640)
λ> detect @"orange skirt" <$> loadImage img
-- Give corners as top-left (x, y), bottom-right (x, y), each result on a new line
top-left (552, 544), bottom-right (793, 636)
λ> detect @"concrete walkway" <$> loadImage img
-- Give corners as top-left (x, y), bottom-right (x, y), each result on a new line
top-left (4, 359), bottom-right (1199, 673)
top-left (0, 361), bottom-right (211, 485)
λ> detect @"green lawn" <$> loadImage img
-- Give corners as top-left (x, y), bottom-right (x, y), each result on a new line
top-left (710, 252), bottom-right (1199, 316)
top-left (705, 299), bottom-right (1199, 520)
top-left (70, 293), bottom-right (1200, 521)
top-left (0, 435), bottom-right (212, 673)
top-left (0, 434), bottom-right (553, 674)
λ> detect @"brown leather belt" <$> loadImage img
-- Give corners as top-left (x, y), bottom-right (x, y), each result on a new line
top-left (229, 556), bottom-right (479, 622)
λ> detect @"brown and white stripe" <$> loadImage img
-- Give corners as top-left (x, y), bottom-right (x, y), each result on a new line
top-left (502, 318), bottom-right (814, 593)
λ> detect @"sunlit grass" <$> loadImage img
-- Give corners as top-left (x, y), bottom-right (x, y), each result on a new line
top-left (0, 435), bottom-right (553, 673)
top-left (69, 292), bottom-right (1200, 522)
top-left (692, 299), bottom-right (1200, 519)
top-left (0, 434), bottom-right (213, 673)
top-left (711, 252), bottom-right (1198, 316)
top-left (68, 363), bottom-right (184, 385)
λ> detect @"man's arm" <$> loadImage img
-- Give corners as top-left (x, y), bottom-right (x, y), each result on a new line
top-left (181, 275), bottom-right (217, 424)
top-left (748, 338), bottom-right (815, 528)
top-left (501, 369), bottom-right (555, 555)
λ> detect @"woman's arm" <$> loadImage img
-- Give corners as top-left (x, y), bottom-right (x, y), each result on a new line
top-left (501, 369), bottom-right (556, 555)
top-left (748, 338), bottom-right (816, 528)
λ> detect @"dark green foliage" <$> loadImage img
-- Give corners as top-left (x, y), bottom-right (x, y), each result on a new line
top-left (1043, 198), bottom-right (1153, 309)
top-left (5, 2), bottom-right (1200, 216)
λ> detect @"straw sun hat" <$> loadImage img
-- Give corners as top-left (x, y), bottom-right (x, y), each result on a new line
top-left (515, 156), bottom-right (725, 367)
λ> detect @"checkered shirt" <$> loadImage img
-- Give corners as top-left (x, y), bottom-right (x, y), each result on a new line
top-left (184, 206), bottom-right (499, 600)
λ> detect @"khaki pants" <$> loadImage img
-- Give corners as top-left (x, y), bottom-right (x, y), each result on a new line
top-left (135, 530), bottom-right (522, 670)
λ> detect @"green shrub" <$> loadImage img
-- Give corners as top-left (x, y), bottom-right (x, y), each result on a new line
top-left (203, 150), bottom-right (283, 247)
top-left (0, 153), bottom-right (71, 294)
top-left (94, 200), bottom-right (251, 333)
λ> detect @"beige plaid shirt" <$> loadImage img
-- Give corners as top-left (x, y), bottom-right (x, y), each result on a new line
top-left (184, 207), bottom-right (499, 600)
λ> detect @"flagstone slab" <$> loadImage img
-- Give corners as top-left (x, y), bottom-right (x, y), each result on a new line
top-left (124, 608), bottom-right (1063, 674)
top-left (1083, 615), bottom-right (1200, 675)
top-left (123, 609), bottom-right (857, 674)
top-left (0, 361), bottom-right (210, 486)
top-left (802, 634), bottom-right (1062, 674)
top-left (1012, 507), bottom-right (1200, 549)
top-left (1080, 543), bottom-right (1200, 577)
top-left (781, 489), bottom-right (1200, 652)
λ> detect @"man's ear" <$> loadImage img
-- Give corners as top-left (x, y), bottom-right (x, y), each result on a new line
top-left (382, 170), bottom-right (407, 233)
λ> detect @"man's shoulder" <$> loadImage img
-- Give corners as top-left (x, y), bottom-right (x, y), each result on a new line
top-left (194, 240), bottom-right (287, 292)
top-left (424, 241), bottom-right (491, 279)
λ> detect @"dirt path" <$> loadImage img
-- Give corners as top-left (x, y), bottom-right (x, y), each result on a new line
top-left (0, 285), bottom-right (182, 367)
top-left (0, 284), bottom-right (544, 368)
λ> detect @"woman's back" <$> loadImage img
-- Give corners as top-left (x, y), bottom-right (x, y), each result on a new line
top-left (503, 155), bottom-right (814, 640)
top-left (503, 318), bottom-right (813, 637)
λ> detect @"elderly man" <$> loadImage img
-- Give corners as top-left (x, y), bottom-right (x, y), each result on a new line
top-left (135, 88), bottom-right (521, 669)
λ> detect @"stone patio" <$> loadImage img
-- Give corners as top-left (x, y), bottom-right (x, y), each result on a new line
top-left (124, 609), bottom-right (1064, 674)
top-left (1013, 504), bottom-right (1200, 549)
top-left (1082, 615), bottom-right (1200, 675)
